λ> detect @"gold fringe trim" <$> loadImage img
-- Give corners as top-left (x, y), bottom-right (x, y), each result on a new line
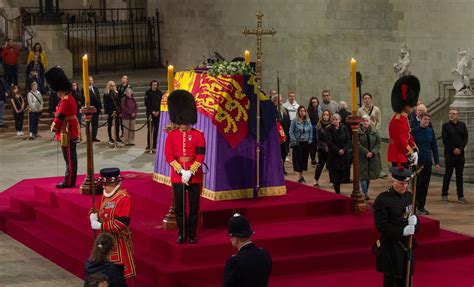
top-left (153, 173), bottom-right (287, 201)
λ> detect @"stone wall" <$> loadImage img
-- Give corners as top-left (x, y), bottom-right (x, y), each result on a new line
top-left (153, 0), bottom-right (474, 137)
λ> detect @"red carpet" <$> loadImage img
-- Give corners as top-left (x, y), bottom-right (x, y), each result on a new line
top-left (0, 171), bottom-right (473, 286)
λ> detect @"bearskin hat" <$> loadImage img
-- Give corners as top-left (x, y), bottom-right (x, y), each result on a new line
top-left (391, 75), bottom-right (420, 113)
top-left (168, 89), bottom-right (197, 125)
top-left (45, 66), bottom-right (72, 92)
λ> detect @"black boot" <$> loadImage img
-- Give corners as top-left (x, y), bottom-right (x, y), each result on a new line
top-left (188, 235), bottom-right (197, 244)
top-left (176, 235), bottom-right (185, 244)
top-left (56, 182), bottom-right (71, 188)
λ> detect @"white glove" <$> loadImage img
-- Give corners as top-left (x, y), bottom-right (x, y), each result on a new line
top-left (410, 151), bottom-right (418, 166)
top-left (181, 170), bottom-right (192, 184)
top-left (89, 213), bottom-right (98, 222)
top-left (91, 220), bottom-right (102, 230)
top-left (403, 225), bottom-right (415, 236)
top-left (408, 215), bottom-right (417, 226)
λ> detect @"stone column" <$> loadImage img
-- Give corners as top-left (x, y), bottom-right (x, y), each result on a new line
top-left (29, 25), bottom-right (73, 77)
top-left (449, 95), bottom-right (474, 182)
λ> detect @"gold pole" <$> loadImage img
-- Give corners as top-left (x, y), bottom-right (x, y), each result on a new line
top-left (148, 115), bottom-right (153, 154)
top-left (242, 11), bottom-right (276, 198)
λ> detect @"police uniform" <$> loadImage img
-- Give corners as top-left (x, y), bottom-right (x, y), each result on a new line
top-left (164, 90), bottom-right (206, 244)
top-left (45, 67), bottom-right (79, 188)
top-left (388, 75), bottom-right (420, 168)
top-left (90, 168), bottom-right (136, 279)
top-left (373, 167), bottom-right (420, 287)
top-left (223, 214), bottom-right (272, 287)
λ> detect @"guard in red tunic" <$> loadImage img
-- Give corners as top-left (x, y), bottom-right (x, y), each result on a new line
top-left (89, 168), bottom-right (136, 279)
top-left (165, 90), bottom-right (206, 244)
top-left (45, 67), bottom-right (80, 188)
top-left (388, 75), bottom-right (420, 168)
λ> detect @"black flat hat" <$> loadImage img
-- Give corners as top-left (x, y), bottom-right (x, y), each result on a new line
top-left (98, 168), bottom-right (123, 183)
top-left (390, 166), bottom-right (413, 182)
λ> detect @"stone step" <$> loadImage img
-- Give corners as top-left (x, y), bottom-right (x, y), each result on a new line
top-left (0, 80), bottom-right (168, 133)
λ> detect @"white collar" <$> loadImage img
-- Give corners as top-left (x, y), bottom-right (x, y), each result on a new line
top-left (103, 183), bottom-right (121, 198)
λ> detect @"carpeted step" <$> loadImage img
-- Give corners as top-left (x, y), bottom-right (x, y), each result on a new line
top-left (266, 254), bottom-right (474, 287)
top-left (31, 176), bottom-right (354, 229)
top-left (24, 191), bottom-right (441, 266)
top-left (2, 173), bottom-right (474, 287)
top-left (4, 218), bottom-right (161, 287)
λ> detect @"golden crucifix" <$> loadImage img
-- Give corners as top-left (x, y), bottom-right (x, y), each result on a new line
top-left (242, 11), bottom-right (276, 197)
top-left (243, 11), bottom-right (276, 87)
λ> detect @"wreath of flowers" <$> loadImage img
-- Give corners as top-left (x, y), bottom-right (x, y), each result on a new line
top-left (207, 61), bottom-right (255, 77)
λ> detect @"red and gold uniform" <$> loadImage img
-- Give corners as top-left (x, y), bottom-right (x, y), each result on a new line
top-left (94, 188), bottom-right (136, 278)
top-left (388, 112), bottom-right (417, 166)
top-left (165, 127), bottom-right (206, 243)
top-left (51, 92), bottom-right (80, 188)
top-left (165, 128), bottom-right (206, 184)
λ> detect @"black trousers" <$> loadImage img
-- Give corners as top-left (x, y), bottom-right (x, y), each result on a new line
top-left (309, 141), bottom-right (317, 162)
top-left (442, 156), bottom-right (465, 198)
top-left (416, 162), bottom-right (432, 210)
top-left (383, 275), bottom-right (405, 287)
top-left (13, 111), bottom-right (23, 131)
top-left (280, 141), bottom-right (289, 162)
top-left (107, 114), bottom-right (120, 142)
top-left (173, 183), bottom-right (200, 238)
top-left (61, 141), bottom-right (77, 186)
top-left (329, 169), bottom-right (346, 194)
top-left (92, 112), bottom-right (99, 139)
top-left (292, 141), bottom-right (310, 172)
top-left (146, 115), bottom-right (160, 150)
top-left (314, 149), bottom-right (328, 181)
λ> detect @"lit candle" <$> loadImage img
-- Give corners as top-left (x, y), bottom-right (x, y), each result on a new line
top-left (244, 50), bottom-right (250, 64)
top-left (82, 54), bottom-right (90, 107)
top-left (350, 58), bottom-right (357, 114)
top-left (167, 65), bottom-right (174, 94)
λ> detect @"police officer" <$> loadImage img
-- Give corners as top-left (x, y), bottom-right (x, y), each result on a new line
top-left (373, 167), bottom-right (420, 287)
top-left (223, 213), bottom-right (272, 287)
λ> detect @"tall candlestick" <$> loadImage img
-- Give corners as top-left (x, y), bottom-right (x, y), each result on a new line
top-left (167, 65), bottom-right (174, 94)
top-left (82, 54), bottom-right (90, 107)
top-left (244, 50), bottom-right (250, 64)
top-left (350, 58), bottom-right (357, 114)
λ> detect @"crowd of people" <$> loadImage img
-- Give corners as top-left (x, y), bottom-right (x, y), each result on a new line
top-left (272, 89), bottom-right (469, 209)
top-left (0, 39), bottom-right (164, 152)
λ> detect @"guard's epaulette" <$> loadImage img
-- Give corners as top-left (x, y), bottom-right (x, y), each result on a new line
top-left (165, 124), bottom-right (178, 133)
top-left (63, 95), bottom-right (69, 100)
top-left (395, 112), bottom-right (408, 120)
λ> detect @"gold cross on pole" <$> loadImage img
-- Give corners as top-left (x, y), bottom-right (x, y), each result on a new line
top-left (243, 11), bottom-right (276, 87)
top-left (242, 11), bottom-right (276, 198)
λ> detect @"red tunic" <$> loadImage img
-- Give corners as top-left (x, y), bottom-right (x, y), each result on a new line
top-left (165, 128), bottom-right (206, 184)
top-left (387, 113), bottom-right (417, 164)
top-left (52, 93), bottom-right (79, 142)
top-left (95, 188), bottom-right (136, 278)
